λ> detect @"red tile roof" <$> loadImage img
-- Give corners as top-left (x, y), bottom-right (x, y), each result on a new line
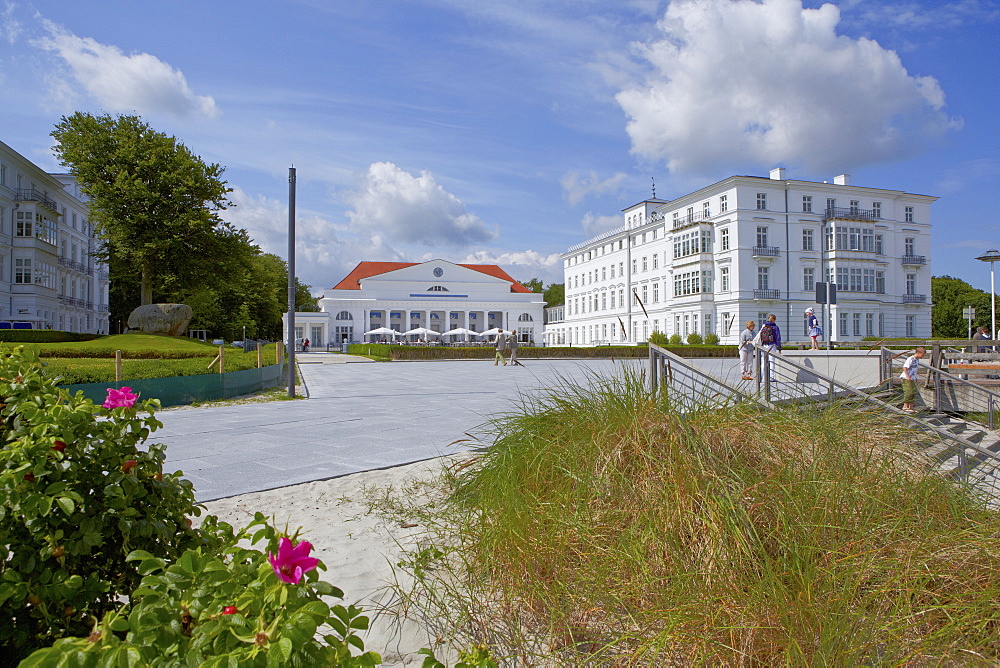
top-left (331, 261), bottom-right (533, 293)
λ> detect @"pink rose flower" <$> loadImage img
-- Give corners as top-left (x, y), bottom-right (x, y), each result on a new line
top-left (268, 537), bottom-right (319, 584)
top-left (103, 387), bottom-right (138, 409)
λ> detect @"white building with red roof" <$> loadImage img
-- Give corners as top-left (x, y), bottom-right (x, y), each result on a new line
top-left (284, 259), bottom-right (544, 346)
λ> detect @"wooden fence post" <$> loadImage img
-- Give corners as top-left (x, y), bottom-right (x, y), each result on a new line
top-left (276, 341), bottom-right (284, 365)
top-left (257, 341), bottom-right (263, 369)
top-left (115, 350), bottom-right (122, 382)
top-left (218, 345), bottom-right (225, 374)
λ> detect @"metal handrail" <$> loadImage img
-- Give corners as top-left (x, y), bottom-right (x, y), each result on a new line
top-left (880, 347), bottom-right (999, 429)
top-left (648, 343), bottom-right (748, 409)
top-left (753, 344), bottom-right (1000, 484)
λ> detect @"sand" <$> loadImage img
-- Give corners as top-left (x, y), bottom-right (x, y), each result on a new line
top-left (200, 454), bottom-right (470, 667)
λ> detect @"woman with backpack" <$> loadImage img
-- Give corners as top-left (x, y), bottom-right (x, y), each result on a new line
top-left (753, 315), bottom-right (782, 381)
top-left (806, 307), bottom-right (822, 350)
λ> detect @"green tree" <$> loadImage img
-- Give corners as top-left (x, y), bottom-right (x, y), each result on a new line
top-left (543, 283), bottom-right (564, 307)
top-left (931, 275), bottom-right (993, 338)
top-left (51, 113), bottom-right (233, 307)
top-left (521, 278), bottom-right (544, 293)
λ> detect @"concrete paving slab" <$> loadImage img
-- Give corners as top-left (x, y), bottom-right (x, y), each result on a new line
top-left (155, 358), bottom-right (642, 501)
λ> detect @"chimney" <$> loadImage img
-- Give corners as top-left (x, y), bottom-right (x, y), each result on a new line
top-left (769, 167), bottom-right (786, 180)
top-left (834, 174), bottom-right (850, 186)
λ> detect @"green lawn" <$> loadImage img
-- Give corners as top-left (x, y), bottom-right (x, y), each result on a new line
top-left (2, 334), bottom-right (281, 384)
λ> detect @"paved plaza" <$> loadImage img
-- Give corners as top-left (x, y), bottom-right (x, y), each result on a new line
top-left (157, 355), bottom-right (646, 501)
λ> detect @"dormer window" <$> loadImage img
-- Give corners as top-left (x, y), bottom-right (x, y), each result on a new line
top-left (427, 285), bottom-right (449, 292)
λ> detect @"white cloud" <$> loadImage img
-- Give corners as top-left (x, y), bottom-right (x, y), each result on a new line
top-left (34, 20), bottom-right (219, 118)
top-left (560, 170), bottom-right (628, 206)
top-left (1, 1), bottom-right (22, 44)
top-left (221, 187), bottom-right (405, 292)
top-left (615, 0), bottom-right (961, 175)
top-left (842, 0), bottom-right (1000, 31)
top-left (453, 249), bottom-right (564, 285)
top-left (343, 162), bottom-right (498, 246)
top-left (580, 212), bottom-right (623, 237)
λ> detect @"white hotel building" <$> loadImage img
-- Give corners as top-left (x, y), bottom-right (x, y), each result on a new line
top-left (285, 260), bottom-right (544, 345)
top-left (0, 140), bottom-right (110, 333)
top-left (544, 169), bottom-right (935, 346)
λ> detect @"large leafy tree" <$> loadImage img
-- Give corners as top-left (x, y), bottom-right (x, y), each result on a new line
top-left (543, 282), bottom-right (564, 307)
top-left (931, 275), bottom-right (993, 338)
top-left (51, 113), bottom-right (233, 307)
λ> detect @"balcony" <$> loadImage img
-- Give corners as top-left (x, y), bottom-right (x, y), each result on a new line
top-left (16, 188), bottom-right (60, 212)
top-left (752, 246), bottom-right (780, 257)
top-left (753, 289), bottom-right (781, 300)
top-left (98, 304), bottom-right (110, 313)
top-left (824, 206), bottom-right (879, 222)
top-left (901, 255), bottom-right (926, 266)
top-left (58, 296), bottom-right (88, 308)
top-left (671, 209), bottom-right (711, 229)
top-left (902, 294), bottom-right (926, 304)
top-left (57, 257), bottom-right (93, 274)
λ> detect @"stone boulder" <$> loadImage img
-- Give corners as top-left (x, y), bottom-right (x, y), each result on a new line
top-left (127, 303), bottom-right (194, 336)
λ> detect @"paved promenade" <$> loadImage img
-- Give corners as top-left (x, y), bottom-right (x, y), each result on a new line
top-left (157, 355), bottom-right (642, 501)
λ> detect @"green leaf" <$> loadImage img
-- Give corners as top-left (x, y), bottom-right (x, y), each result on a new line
top-left (56, 496), bottom-right (75, 515)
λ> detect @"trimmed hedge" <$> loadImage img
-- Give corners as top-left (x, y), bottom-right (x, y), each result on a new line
top-left (0, 330), bottom-right (102, 344)
top-left (347, 344), bottom-right (737, 360)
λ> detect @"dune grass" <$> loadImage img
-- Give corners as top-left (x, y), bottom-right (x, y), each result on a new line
top-left (387, 370), bottom-right (1000, 665)
top-left (0, 333), bottom-right (223, 358)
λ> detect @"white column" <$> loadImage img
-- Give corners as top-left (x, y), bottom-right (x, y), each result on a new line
top-left (405, 309), bottom-right (411, 334)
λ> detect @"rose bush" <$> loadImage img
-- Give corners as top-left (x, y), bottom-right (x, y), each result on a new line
top-left (0, 346), bottom-right (207, 660)
top-left (20, 514), bottom-right (382, 667)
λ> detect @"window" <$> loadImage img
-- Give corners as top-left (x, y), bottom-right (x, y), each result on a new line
top-left (905, 206), bottom-right (914, 222)
top-left (602, 291), bottom-right (607, 309)
top-left (642, 256), bottom-right (648, 272)
top-left (632, 259), bottom-right (637, 274)
top-left (335, 311), bottom-right (353, 320)
top-left (15, 211), bottom-right (34, 237)
top-left (0, 162), bottom-right (5, 185)
top-left (872, 202), bottom-right (881, 218)
top-left (518, 313), bottom-right (533, 322)
top-left (619, 288), bottom-right (624, 308)
top-left (652, 254), bottom-right (658, 270)
top-left (653, 282), bottom-right (659, 303)
top-left (720, 194), bottom-right (728, 213)
top-left (904, 237), bottom-right (915, 256)
top-left (802, 195), bottom-right (813, 213)
top-left (14, 258), bottom-right (31, 284)
top-left (672, 212), bottom-right (679, 226)
top-left (720, 228), bottom-right (730, 251)
top-left (610, 264), bottom-right (615, 279)
top-left (876, 271), bottom-right (885, 294)
top-left (757, 266), bottom-right (769, 290)
top-left (721, 266), bottom-right (730, 292)
top-left (826, 198), bottom-right (836, 213)
top-left (601, 266), bottom-right (606, 280)
top-left (878, 313), bottom-right (885, 337)
top-left (906, 315), bottom-right (915, 337)
top-left (802, 228), bottom-right (814, 251)
top-left (704, 314), bottom-right (712, 335)
top-left (427, 285), bottom-right (449, 291)
top-left (849, 200), bottom-right (859, 215)
top-left (875, 234), bottom-right (884, 255)
top-left (756, 193), bottom-right (767, 210)
top-left (610, 290), bottom-right (616, 309)
top-left (803, 267), bottom-right (815, 292)
top-left (866, 313), bottom-right (874, 336)
top-left (839, 312), bottom-right (848, 338)
top-left (906, 273), bottom-right (916, 296)
top-left (756, 226), bottom-right (768, 248)
top-left (641, 285), bottom-right (648, 304)
top-left (703, 201), bottom-right (710, 218)
top-left (853, 313), bottom-right (861, 337)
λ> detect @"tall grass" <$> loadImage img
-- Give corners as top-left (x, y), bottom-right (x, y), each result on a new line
top-left (390, 370), bottom-right (1000, 665)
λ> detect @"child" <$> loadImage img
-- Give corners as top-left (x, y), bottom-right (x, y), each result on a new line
top-left (900, 346), bottom-right (926, 412)
top-left (806, 307), bottom-right (822, 350)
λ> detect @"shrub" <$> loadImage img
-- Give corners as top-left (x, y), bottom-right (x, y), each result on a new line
top-left (647, 331), bottom-right (669, 347)
top-left (668, 333), bottom-right (683, 345)
top-left (0, 346), bottom-right (206, 660)
top-left (704, 332), bottom-right (720, 345)
top-left (0, 331), bottom-right (102, 344)
top-left (20, 515), bottom-right (382, 667)
top-left (686, 332), bottom-right (703, 345)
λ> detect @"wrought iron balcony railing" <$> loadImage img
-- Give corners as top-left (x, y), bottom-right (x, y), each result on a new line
top-left (753, 289), bottom-right (781, 300)
top-left (824, 206), bottom-right (879, 222)
top-left (902, 294), bottom-right (926, 303)
top-left (16, 188), bottom-right (59, 212)
top-left (752, 246), bottom-right (780, 257)
top-left (901, 255), bottom-right (926, 265)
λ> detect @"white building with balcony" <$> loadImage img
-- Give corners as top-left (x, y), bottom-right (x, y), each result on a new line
top-left (0, 140), bottom-right (110, 333)
top-left (284, 260), bottom-right (544, 345)
top-left (544, 168), bottom-right (935, 346)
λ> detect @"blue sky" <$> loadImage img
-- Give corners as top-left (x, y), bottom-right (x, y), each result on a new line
top-left (2, 0), bottom-right (998, 294)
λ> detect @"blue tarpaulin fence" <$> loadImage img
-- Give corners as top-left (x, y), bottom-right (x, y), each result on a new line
top-left (61, 363), bottom-right (285, 408)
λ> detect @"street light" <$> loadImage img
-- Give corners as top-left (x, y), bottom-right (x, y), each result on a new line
top-left (976, 248), bottom-right (1000, 344)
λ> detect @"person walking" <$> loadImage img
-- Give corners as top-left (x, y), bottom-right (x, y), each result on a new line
top-left (805, 307), bottom-right (822, 350)
top-left (973, 326), bottom-right (991, 353)
top-left (494, 330), bottom-right (508, 366)
top-left (753, 314), bottom-right (782, 380)
top-left (507, 330), bottom-right (520, 366)
top-left (738, 320), bottom-right (756, 380)
top-left (900, 346), bottom-right (927, 412)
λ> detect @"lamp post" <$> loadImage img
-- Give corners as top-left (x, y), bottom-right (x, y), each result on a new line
top-left (976, 249), bottom-right (1000, 345)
